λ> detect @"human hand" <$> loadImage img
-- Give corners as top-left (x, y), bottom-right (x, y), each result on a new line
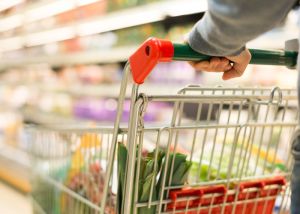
top-left (189, 49), bottom-right (252, 80)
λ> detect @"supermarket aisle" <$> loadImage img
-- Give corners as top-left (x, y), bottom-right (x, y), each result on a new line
top-left (0, 181), bottom-right (32, 214)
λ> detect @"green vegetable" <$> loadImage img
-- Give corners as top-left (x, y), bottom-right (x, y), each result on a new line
top-left (157, 153), bottom-right (192, 201)
top-left (189, 142), bottom-right (286, 183)
top-left (117, 143), bottom-right (192, 214)
top-left (117, 143), bottom-right (128, 214)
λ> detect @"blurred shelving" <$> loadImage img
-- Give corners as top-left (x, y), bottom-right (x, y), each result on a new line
top-left (0, 0), bottom-right (207, 51)
top-left (0, 46), bottom-right (137, 69)
top-left (0, 81), bottom-right (184, 97)
top-left (0, 0), bottom-right (106, 32)
top-left (0, 143), bottom-right (31, 193)
top-left (0, 0), bottom-right (24, 13)
top-left (21, 107), bottom-right (89, 125)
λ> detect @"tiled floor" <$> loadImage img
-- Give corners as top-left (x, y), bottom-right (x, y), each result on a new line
top-left (0, 181), bottom-right (32, 214)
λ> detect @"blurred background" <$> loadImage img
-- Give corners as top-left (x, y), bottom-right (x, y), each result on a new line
top-left (0, 0), bottom-right (298, 213)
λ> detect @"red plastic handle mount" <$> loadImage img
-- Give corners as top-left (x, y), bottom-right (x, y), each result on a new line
top-left (129, 37), bottom-right (174, 84)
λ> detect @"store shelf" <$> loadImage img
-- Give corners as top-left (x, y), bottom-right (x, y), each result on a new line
top-left (0, 0), bottom-right (100, 32)
top-left (0, 46), bottom-right (137, 69)
top-left (0, 0), bottom-right (24, 13)
top-left (67, 0), bottom-right (206, 38)
top-left (21, 107), bottom-right (89, 125)
top-left (0, 0), bottom-right (207, 50)
top-left (1, 81), bottom-right (184, 97)
top-left (0, 143), bottom-right (31, 193)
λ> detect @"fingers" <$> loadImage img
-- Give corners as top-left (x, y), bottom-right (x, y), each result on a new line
top-left (190, 57), bottom-right (231, 72)
top-left (220, 58), bottom-right (232, 71)
top-left (188, 48), bottom-right (251, 80)
top-left (189, 60), bottom-right (210, 70)
top-left (224, 49), bottom-right (251, 80)
top-left (222, 68), bottom-right (243, 80)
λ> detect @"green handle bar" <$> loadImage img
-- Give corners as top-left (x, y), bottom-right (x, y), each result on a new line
top-left (173, 43), bottom-right (298, 68)
top-left (129, 38), bottom-right (298, 84)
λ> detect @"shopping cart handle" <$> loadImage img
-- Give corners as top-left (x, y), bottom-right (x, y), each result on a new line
top-left (173, 43), bottom-right (298, 68)
top-left (129, 38), bottom-right (298, 84)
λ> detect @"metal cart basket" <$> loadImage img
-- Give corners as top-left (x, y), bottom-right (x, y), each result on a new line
top-left (29, 38), bottom-right (299, 214)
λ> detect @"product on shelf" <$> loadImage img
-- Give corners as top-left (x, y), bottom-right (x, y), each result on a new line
top-left (108, 0), bottom-right (164, 11)
top-left (166, 24), bottom-right (194, 43)
top-left (56, 1), bottom-right (108, 24)
top-left (0, 110), bottom-right (23, 147)
top-left (79, 33), bottom-right (118, 51)
top-left (115, 23), bottom-right (165, 47)
top-left (76, 64), bottom-right (121, 84)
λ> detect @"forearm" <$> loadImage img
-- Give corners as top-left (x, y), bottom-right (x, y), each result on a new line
top-left (189, 0), bottom-right (296, 56)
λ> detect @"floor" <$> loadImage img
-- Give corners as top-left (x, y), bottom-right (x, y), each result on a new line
top-left (0, 181), bottom-right (32, 214)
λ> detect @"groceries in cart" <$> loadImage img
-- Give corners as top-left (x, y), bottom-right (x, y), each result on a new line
top-left (117, 137), bottom-right (288, 214)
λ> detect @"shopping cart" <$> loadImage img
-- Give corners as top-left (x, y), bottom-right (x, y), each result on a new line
top-left (29, 38), bottom-right (299, 214)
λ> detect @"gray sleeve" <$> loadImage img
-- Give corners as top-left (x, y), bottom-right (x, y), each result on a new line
top-left (188, 0), bottom-right (296, 56)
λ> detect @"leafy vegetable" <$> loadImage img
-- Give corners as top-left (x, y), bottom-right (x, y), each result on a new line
top-left (117, 143), bottom-right (192, 214)
top-left (157, 153), bottom-right (192, 200)
top-left (117, 143), bottom-right (128, 214)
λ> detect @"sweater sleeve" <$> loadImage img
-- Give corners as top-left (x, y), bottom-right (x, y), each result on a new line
top-left (188, 0), bottom-right (297, 56)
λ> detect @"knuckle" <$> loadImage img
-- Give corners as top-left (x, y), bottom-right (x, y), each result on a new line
top-left (217, 66), bottom-right (226, 71)
top-left (221, 58), bottom-right (229, 63)
top-left (211, 57), bottom-right (220, 63)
